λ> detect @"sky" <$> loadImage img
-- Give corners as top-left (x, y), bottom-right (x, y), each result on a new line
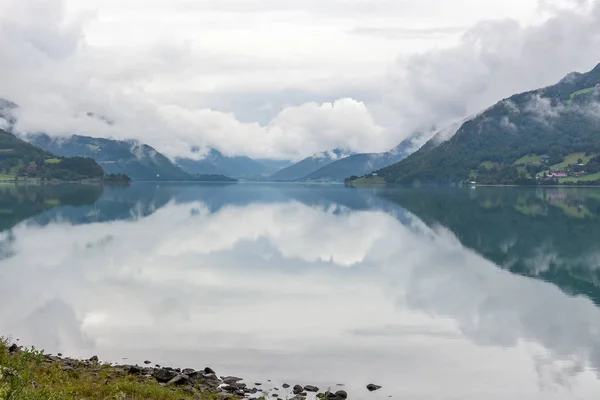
top-left (0, 0), bottom-right (600, 161)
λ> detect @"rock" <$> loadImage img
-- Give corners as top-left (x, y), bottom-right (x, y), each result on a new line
top-left (300, 393), bottom-right (307, 396)
top-left (155, 368), bottom-right (179, 383)
top-left (221, 385), bottom-right (238, 393)
top-left (144, 360), bottom-right (151, 365)
top-left (367, 384), bottom-right (382, 392)
top-left (291, 396), bottom-right (306, 400)
top-left (255, 383), bottom-right (262, 386)
top-left (167, 374), bottom-right (191, 386)
top-left (304, 385), bottom-right (319, 392)
top-left (57, 353), bottom-right (63, 357)
top-left (223, 376), bottom-right (243, 385)
top-left (8, 344), bottom-right (19, 353)
top-left (203, 373), bottom-right (219, 381)
top-left (155, 364), bottom-right (161, 368)
top-left (128, 365), bottom-right (143, 375)
top-left (204, 367), bottom-right (215, 374)
top-left (62, 365), bottom-right (74, 372)
top-left (293, 385), bottom-right (304, 394)
top-left (282, 383), bottom-right (290, 389)
top-left (335, 390), bottom-right (348, 399)
top-left (272, 394), bottom-right (279, 398)
top-left (89, 355), bottom-right (99, 363)
top-left (182, 368), bottom-right (196, 375)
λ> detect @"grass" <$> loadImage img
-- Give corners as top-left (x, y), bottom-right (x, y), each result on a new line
top-left (559, 171), bottom-right (600, 183)
top-left (551, 152), bottom-right (594, 169)
top-left (479, 161), bottom-right (501, 170)
top-left (513, 154), bottom-right (545, 166)
top-left (0, 175), bottom-right (16, 181)
top-left (0, 338), bottom-right (223, 400)
top-left (44, 158), bottom-right (62, 165)
top-left (347, 176), bottom-right (386, 187)
top-left (566, 87), bottom-right (595, 105)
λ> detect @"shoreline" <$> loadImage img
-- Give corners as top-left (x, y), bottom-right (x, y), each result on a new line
top-left (0, 339), bottom-right (379, 400)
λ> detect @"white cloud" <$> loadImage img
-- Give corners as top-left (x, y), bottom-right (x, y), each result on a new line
top-left (382, 0), bottom-right (600, 136)
top-left (1, 0), bottom-right (599, 160)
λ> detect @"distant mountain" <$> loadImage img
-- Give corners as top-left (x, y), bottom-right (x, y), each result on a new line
top-left (0, 130), bottom-right (104, 181)
top-left (255, 159), bottom-right (294, 172)
top-left (372, 63), bottom-right (600, 185)
top-left (301, 135), bottom-right (425, 182)
top-left (27, 134), bottom-right (234, 182)
top-left (268, 149), bottom-right (354, 182)
top-left (176, 148), bottom-right (274, 179)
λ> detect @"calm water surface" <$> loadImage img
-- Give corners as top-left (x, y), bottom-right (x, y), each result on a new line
top-left (1, 183), bottom-right (600, 399)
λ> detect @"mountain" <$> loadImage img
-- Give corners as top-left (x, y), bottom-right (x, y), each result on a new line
top-left (255, 159), bottom-right (293, 172)
top-left (27, 134), bottom-right (235, 182)
top-left (301, 135), bottom-right (424, 182)
top-left (373, 63), bottom-right (600, 185)
top-left (176, 148), bottom-right (274, 179)
top-left (0, 129), bottom-right (104, 181)
top-left (268, 149), bottom-right (354, 181)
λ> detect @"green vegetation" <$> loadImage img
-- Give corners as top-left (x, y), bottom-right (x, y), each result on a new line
top-left (560, 171), bottom-right (600, 183)
top-left (513, 154), bottom-right (545, 166)
top-left (344, 175), bottom-right (385, 187)
top-left (551, 152), bottom-right (593, 169)
top-left (104, 173), bottom-right (132, 185)
top-left (0, 130), bottom-right (104, 181)
top-left (374, 63), bottom-right (600, 185)
top-left (0, 338), bottom-right (217, 400)
top-left (566, 87), bottom-right (595, 105)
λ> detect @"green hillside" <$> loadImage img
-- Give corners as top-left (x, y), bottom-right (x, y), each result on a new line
top-left (28, 134), bottom-right (237, 182)
top-left (0, 130), bottom-right (104, 181)
top-left (372, 63), bottom-right (600, 185)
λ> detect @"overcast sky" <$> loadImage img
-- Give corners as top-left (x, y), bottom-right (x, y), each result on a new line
top-left (1, 0), bottom-right (600, 160)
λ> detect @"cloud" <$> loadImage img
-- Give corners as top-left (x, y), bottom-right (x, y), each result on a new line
top-left (349, 26), bottom-right (467, 40)
top-left (382, 0), bottom-right (600, 137)
top-left (1, 0), bottom-right (599, 161)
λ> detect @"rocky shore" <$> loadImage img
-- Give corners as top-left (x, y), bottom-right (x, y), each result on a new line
top-left (1, 340), bottom-right (383, 400)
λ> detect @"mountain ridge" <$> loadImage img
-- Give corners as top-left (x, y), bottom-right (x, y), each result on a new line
top-left (370, 63), bottom-right (600, 185)
top-left (268, 148), bottom-right (354, 181)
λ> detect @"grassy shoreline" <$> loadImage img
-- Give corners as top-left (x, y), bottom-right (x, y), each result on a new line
top-left (0, 339), bottom-right (232, 400)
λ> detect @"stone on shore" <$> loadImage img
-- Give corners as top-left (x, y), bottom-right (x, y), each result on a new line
top-left (282, 383), bottom-right (290, 388)
top-left (367, 384), bottom-right (382, 392)
top-left (304, 385), bottom-right (319, 392)
top-left (222, 376), bottom-right (243, 384)
top-left (154, 368), bottom-right (179, 383)
top-left (293, 385), bottom-right (304, 394)
top-left (167, 374), bottom-right (191, 386)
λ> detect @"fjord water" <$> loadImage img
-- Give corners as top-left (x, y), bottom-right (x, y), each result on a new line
top-left (1, 183), bottom-right (600, 399)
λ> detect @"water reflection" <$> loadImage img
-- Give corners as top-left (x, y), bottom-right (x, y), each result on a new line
top-left (1, 183), bottom-right (600, 399)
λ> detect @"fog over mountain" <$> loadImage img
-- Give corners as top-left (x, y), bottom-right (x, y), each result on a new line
top-left (1, 0), bottom-right (599, 162)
